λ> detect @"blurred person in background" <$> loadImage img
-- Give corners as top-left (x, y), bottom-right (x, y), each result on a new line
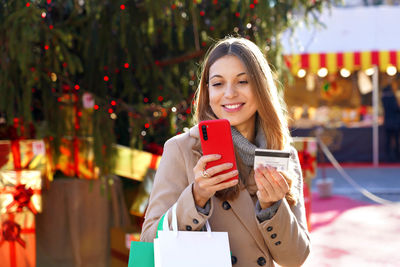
top-left (381, 75), bottom-right (400, 162)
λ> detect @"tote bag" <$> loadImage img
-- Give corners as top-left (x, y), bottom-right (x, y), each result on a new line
top-left (154, 203), bottom-right (232, 267)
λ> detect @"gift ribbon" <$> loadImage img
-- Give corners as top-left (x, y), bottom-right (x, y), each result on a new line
top-left (10, 140), bottom-right (21, 170)
top-left (149, 154), bottom-right (159, 170)
top-left (297, 141), bottom-right (316, 177)
top-left (0, 213), bottom-right (35, 267)
top-left (1, 172), bottom-right (41, 214)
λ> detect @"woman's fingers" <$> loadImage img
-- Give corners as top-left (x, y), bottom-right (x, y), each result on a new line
top-left (254, 165), bottom-right (289, 204)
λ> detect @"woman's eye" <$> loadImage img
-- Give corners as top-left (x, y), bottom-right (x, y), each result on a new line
top-left (239, 80), bottom-right (248, 84)
top-left (212, 82), bottom-right (222, 86)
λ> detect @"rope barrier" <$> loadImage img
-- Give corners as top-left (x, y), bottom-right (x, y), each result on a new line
top-left (316, 137), bottom-right (394, 205)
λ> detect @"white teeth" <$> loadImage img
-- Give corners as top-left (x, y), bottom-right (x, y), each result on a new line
top-left (224, 104), bottom-right (241, 109)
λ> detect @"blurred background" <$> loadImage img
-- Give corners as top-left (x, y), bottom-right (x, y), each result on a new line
top-left (0, 0), bottom-right (399, 266)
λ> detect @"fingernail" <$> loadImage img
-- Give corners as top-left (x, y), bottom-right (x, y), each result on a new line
top-left (227, 163), bottom-right (233, 167)
top-left (215, 154), bottom-right (221, 158)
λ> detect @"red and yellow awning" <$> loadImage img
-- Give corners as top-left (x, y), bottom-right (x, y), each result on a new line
top-left (284, 50), bottom-right (400, 75)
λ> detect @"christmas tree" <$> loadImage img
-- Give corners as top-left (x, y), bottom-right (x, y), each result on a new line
top-left (0, 0), bottom-right (333, 174)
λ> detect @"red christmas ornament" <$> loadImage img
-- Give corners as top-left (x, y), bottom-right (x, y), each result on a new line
top-left (158, 96), bottom-right (163, 101)
top-left (250, 3), bottom-right (255, 8)
top-left (144, 97), bottom-right (149, 103)
top-left (124, 63), bottom-right (129, 68)
top-left (77, 111), bottom-right (82, 117)
top-left (49, 25), bottom-right (54, 29)
top-left (235, 12), bottom-right (240, 17)
top-left (108, 108), bottom-right (113, 114)
top-left (254, 0), bottom-right (258, 4)
top-left (186, 108), bottom-right (191, 114)
top-left (145, 123), bottom-right (150, 128)
top-left (120, 4), bottom-right (125, 10)
top-left (200, 11), bottom-right (205, 16)
top-left (171, 4), bottom-right (176, 9)
top-left (74, 84), bottom-right (80, 90)
top-left (47, 0), bottom-right (51, 3)
top-left (62, 62), bottom-right (68, 68)
top-left (44, 45), bottom-right (49, 50)
top-left (103, 76), bottom-right (109, 81)
top-left (201, 41), bottom-right (206, 47)
top-left (26, 3), bottom-right (30, 7)
top-left (213, 0), bottom-right (218, 4)
top-left (210, 26), bottom-right (214, 31)
top-left (94, 104), bottom-right (99, 110)
top-left (111, 100), bottom-right (116, 106)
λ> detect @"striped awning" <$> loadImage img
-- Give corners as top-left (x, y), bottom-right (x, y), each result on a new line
top-left (284, 50), bottom-right (400, 75)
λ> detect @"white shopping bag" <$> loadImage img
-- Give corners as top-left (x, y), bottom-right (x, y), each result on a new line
top-left (154, 203), bottom-right (232, 267)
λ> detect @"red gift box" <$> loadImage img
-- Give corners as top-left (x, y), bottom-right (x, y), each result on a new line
top-left (0, 212), bottom-right (36, 267)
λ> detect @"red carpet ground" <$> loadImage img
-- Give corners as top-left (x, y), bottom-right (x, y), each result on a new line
top-left (303, 193), bottom-right (400, 266)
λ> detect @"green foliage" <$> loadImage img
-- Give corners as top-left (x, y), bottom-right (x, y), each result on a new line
top-left (0, 0), bottom-right (332, 173)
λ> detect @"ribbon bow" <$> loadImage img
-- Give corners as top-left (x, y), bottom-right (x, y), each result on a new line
top-left (6, 185), bottom-right (37, 214)
top-left (0, 220), bottom-right (25, 248)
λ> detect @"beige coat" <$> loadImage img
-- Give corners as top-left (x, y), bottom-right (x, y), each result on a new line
top-left (140, 125), bottom-right (310, 267)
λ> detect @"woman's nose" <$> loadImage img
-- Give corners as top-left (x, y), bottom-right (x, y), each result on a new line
top-left (224, 83), bottom-right (237, 98)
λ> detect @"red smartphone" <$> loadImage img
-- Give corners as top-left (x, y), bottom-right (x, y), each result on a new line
top-left (198, 119), bottom-right (238, 181)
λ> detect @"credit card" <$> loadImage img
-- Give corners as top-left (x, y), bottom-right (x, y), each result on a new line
top-left (254, 149), bottom-right (290, 171)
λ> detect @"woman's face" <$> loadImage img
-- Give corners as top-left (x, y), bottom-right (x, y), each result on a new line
top-left (208, 55), bottom-right (258, 134)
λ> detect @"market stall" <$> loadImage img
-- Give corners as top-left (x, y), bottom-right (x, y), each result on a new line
top-left (282, 5), bottom-right (400, 164)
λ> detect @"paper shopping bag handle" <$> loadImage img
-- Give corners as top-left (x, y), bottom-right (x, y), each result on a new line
top-left (163, 203), bottom-right (212, 236)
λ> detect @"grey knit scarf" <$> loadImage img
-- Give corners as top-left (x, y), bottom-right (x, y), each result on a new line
top-left (231, 121), bottom-right (267, 167)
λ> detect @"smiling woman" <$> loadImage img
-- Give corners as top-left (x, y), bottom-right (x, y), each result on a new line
top-left (140, 37), bottom-right (310, 267)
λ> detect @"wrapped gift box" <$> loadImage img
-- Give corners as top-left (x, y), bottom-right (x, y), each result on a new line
top-left (292, 137), bottom-right (317, 182)
top-left (54, 137), bottom-right (99, 179)
top-left (0, 140), bottom-right (50, 181)
top-left (0, 212), bottom-right (36, 267)
top-left (113, 145), bottom-right (160, 182)
top-left (0, 170), bottom-right (42, 214)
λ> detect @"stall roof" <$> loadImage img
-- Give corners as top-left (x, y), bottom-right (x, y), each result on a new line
top-left (282, 6), bottom-right (400, 74)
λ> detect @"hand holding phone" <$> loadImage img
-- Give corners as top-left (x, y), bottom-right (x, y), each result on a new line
top-left (198, 119), bottom-right (239, 182)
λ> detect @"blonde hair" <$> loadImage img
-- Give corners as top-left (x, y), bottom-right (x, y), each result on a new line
top-left (193, 37), bottom-right (298, 205)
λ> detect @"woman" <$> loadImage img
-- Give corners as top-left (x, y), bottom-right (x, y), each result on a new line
top-left (140, 37), bottom-right (310, 267)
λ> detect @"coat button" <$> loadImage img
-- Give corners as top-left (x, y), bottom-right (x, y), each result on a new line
top-left (271, 233), bottom-right (277, 239)
top-left (275, 241), bottom-right (281, 246)
top-left (231, 255), bottom-right (237, 265)
top-left (222, 201), bottom-right (231, 210)
top-left (257, 257), bottom-right (266, 266)
top-left (267, 226), bottom-right (273, 232)
top-left (193, 219), bottom-right (199, 224)
top-left (186, 225), bottom-right (192, 231)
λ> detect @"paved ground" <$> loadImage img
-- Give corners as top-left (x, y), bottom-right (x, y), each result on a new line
top-left (310, 165), bottom-right (400, 203)
top-left (303, 165), bottom-right (400, 266)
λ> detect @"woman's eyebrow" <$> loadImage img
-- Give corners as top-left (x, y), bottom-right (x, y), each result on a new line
top-left (210, 72), bottom-right (246, 80)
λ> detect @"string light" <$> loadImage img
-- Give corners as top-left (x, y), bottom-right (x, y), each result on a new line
top-left (94, 105), bottom-right (99, 110)
top-left (365, 68), bottom-right (375, 76)
top-left (111, 100), bottom-right (116, 106)
top-left (145, 123), bottom-right (150, 128)
top-left (41, 12), bottom-right (46, 18)
top-left (386, 66), bottom-right (397, 76)
top-left (317, 68), bottom-right (328, 78)
top-left (141, 131), bottom-right (147, 136)
top-left (104, 76), bottom-right (109, 81)
top-left (74, 84), bottom-right (80, 90)
top-left (340, 68), bottom-right (351, 78)
top-left (297, 69), bottom-right (306, 78)
top-left (120, 4), bottom-right (125, 10)
top-left (124, 63), bottom-right (129, 68)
